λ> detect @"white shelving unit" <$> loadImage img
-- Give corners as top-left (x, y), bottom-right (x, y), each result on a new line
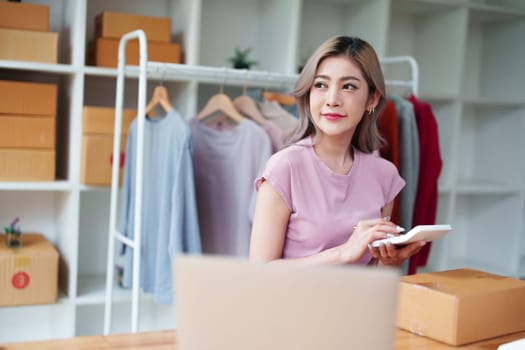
top-left (0, 0), bottom-right (524, 343)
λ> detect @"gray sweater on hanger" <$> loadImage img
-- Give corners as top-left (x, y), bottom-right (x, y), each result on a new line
top-left (389, 94), bottom-right (420, 230)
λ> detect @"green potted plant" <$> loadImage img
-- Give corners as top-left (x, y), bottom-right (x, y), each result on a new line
top-left (228, 47), bottom-right (258, 69)
top-left (5, 217), bottom-right (22, 248)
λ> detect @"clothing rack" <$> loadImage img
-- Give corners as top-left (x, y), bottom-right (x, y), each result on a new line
top-left (103, 29), bottom-right (419, 335)
top-left (381, 56), bottom-right (419, 97)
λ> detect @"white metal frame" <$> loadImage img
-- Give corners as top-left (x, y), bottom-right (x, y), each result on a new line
top-left (104, 29), bottom-right (148, 335)
top-left (104, 29), bottom-right (420, 335)
top-left (382, 55), bottom-right (419, 97)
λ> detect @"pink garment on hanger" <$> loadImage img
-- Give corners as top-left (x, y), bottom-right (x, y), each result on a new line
top-left (258, 100), bottom-right (298, 138)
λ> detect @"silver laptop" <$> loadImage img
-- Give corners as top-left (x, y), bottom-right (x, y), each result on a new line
top-left (174, 255), bottom-right (399, 350)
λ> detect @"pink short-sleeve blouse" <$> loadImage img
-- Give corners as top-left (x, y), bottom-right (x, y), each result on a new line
top-left (255, 137), bottom-right (406, 264)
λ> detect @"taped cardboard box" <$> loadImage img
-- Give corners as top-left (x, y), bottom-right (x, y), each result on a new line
top-left (92, 38), bottom-right (181, 68)
top-left (0, 233), bottom-right (59, 306)
top-left (0, 2), bottom-right (50, 32)
top-left (0, 28), bottom-right (58, 63)
top-left (82, 106), bottom-right (136, 135)
top-left (80, 106), bottom-right (135, 185)
top-left (95, 11), bottom-right (171, 42)
top-left (80, 135), bottom-right (126, 186)
top-left (397, 268), bottom-right (525, 346)
top-left (0, 148), bottom-right (55, 181)
top-left (0, 80), bottom-right (57, 116)
top-left (0, 115), bottom-right (55, 149)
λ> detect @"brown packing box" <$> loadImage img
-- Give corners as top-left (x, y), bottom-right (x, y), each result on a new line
top-left (80, 135), bottom-right (126, 186)
top-left (0, 80), bottom-right (57, 116)
top-left (0, 148), bottom-right (55, 181)
top-left (397, 268), bottom-right (525, 346)
top-left (93, 38), bottom-right (181, 68)
top-left (0, 115), bottom-right (55, 149)
top-left (81, 106), bottom-right (135, 185)
top-left (0, 233), bottom-right (59, 306)
top-left (0, 2), bottom-right (50, 32)
top-left (96, 11), bottom-right (171, 42)
top-left (0, 28), bottom-right (58, 64)
top-left (83, 106), bottom-right (136, 135)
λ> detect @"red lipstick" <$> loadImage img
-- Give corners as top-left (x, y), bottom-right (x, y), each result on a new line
top-left (322, 113), bottom-right (344, 120)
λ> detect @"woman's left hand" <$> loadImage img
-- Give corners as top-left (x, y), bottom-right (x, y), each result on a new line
top-left (369, 240), bottom-right (426, 267)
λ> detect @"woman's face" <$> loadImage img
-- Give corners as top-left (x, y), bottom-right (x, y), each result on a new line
top-left (309, 54), bottom-right (372, 142)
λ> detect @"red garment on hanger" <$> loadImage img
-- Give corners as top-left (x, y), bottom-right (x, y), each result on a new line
top-left (378, 100), bottom-right (401, 224)
top-left (407, 95), bottom-right (442, 274)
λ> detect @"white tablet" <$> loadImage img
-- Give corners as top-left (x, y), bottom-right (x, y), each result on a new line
top-left (370, 224), bottom-right (452, 248)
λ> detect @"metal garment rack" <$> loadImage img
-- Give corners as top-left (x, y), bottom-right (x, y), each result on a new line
top-left (381, 55), bottom-right (419, 97)
top-left (103, 29), bottom-right (419, 335)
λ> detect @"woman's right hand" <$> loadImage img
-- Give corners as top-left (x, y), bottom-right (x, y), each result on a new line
top-left (339, 217), bottom-right (402, 264)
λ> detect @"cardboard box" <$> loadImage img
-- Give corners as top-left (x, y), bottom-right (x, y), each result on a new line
top-left (95, 11), bottom-right (171, 42)
top-left (93, 38), bottom-right (181, 68)
top-left (0, 28), bottom-right (58, 63)
top-left (0, 115), bottom-right (55, 149)
top-left (0, 233), bottom-right (59, 306)
top-left (0, 2), bottom-right (50, 32)
top-left (0, 148), bottom-right (55, 181)
top-left (397, 268), bottom-right (525, 346)
top-left (83, 106), bottom-right (136, 135)
top-left (0, 80), bottom-right (57, 116)
top-left (80, 135), bottom-right (126, 185)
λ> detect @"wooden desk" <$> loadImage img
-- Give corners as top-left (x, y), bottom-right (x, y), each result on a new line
top-left (1, 329), bottom-right (524, 349)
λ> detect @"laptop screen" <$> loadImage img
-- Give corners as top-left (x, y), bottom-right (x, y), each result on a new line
top-left (175, 255), bottom-right (399, 350)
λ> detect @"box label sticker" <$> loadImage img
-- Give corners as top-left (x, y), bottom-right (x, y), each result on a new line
top-left (12, 271), bottom-right (30, 289)
top-left (15, 255), bottom-right (30, 268)
top-left (109, 151), bottom-right (125, 168)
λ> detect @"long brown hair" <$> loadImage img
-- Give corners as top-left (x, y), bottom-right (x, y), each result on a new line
top-left (288, 36), bottom-right (386, 153)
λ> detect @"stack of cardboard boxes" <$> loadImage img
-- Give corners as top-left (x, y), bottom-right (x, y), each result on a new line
top-left (83, 11), bottom-right (182, 185)
top-left (0, 80), bottom-right (57, 181)
top-left (81, 106), bottom-right (136, 185)
top-left (92, 11), bottom-right (182, 67)
top-left (0, 1), bottom-right (58, 63)
top-left (0, 2), bottom-right (60, 306)
top-left (0, 2), bottom-right (58, 181)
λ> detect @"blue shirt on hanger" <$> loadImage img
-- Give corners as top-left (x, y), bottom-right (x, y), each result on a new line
top-left (119, 108), bottom-right (201, 304)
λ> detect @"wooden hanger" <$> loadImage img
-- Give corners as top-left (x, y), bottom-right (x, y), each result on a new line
top-left (195, 93), bottom-right (244, 124)
top-left (262, 91), bottom-right (296, 106)
top-left (233, 95), bottom-right (266, 125)
top-left (232, 70), bottom-right (265, 125)
top-left (145, 85), bottom-right (173, 117)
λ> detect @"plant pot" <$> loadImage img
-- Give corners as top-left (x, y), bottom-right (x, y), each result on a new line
top-left (6, 232), bottom-right (22, 248)
top-left (233, 63), bottom-right (251, 70)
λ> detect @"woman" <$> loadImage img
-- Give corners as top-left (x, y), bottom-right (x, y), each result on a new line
top-left (249, 36), bottom-right (424, 266)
